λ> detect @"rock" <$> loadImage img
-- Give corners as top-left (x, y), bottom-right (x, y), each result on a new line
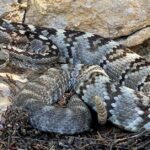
top-left (119, 27), bottom-right (150, 47)
top-left (25, 0), bottom-right (150, 39)
top-left (0, 71), bottom-right (28, 128)
top-left (0, 0), bottom-right (17, 16)
top-left (130, 39), bottom-right (150, 61)
top-left (0, 0), bottom-right (27, 22)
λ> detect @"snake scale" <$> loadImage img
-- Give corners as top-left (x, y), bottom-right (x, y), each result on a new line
top-left (0, 18), bottom-right (150, 134)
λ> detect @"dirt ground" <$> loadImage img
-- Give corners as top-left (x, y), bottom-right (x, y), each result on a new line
top-left (0, 107), bottom-right (150, 150)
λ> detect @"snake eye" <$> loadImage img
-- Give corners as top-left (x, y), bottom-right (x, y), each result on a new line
top-left (0, 48), bottom-right (9, 69)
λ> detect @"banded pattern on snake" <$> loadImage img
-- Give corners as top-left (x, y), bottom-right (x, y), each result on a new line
top-left (0, 18), bottom-right (150, 134)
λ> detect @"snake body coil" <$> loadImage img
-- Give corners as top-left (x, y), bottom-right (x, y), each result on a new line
top-left (0, 18), bottom-right (150, 134)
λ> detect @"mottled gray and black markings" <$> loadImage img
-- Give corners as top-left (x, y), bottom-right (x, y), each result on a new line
top-left (0, 18), bottom-right (150, 134)
top-left (72, 65), bottom-right (150, 132)
top-left (17, 23), bottom-right (150, 92)
top-left (0, 49), bottom-right (9, 68)
top-left (77, 72), bottom-right (100, 98)
top-left (132, 92), bottom-right (150, 128)
top-left (137, 74), bottom-right (150, 92)
top-left (99, 45), bottom-right (125, 67)
top-left (15, 68), bottom-right (70, 107)
top-left (0, 24), bottom-right (60, 69)
top-left (0, 28), bottom-right (59, 56)
top-left (119, 57), bottom-right (150, 90)
top-left (87, 34), bottom-right (110, 51)
top-left (0, 19), bottom-right (150, 93)
top-left (104, 83), bottom-right (121, 113)
top-left (119, 57), bottom-right (145, 85)
top-left (63, 30), bottom-right (85, 63)
top-left (145, 75), bottom-right (150, 83)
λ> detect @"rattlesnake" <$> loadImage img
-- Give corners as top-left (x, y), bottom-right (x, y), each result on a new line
top-left (0, 18), bottom-right (150, 134)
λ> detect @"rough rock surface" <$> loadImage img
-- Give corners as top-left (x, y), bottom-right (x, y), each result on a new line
top-left (0, 0), bottom-right (27, 22)
top-left (118, 27), bottom-right (150, 47)
top-left (131, 39), bottom-right (150, 61)
top-left (25, 0), bottom-right (149, 39)
top-left (0, 0), bottom-right (17, 16)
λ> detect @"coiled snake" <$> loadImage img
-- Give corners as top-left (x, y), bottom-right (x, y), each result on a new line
top-left (0, 18), bottom-right (150, 134)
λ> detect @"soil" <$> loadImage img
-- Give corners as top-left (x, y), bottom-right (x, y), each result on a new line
top-left (1, 107), bottom-right (150, 150)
